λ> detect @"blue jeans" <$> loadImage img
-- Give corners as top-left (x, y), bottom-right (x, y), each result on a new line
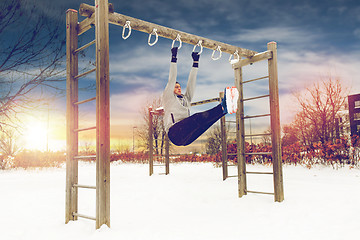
top-left (168, 104), bottom-right (225, 146)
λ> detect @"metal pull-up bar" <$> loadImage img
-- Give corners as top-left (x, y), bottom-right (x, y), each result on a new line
top-left (78, 3), bottom-right (258, 58)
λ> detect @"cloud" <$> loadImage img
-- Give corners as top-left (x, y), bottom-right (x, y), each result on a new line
top-left (229, 27), bottom-right (322, 47)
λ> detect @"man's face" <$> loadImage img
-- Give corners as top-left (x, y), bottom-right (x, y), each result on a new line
top-left (174, 83), bottom-right (182, 96)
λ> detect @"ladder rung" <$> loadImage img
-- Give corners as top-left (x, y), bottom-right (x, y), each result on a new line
top-left (74, 155), bottom-right (96, 160)
top-left (153, 164), bottom-right (165, 167)
top-left (74, 68), bottom-right (96, 79)
top-left (74, 40), bottom-right (96, 54)
top-left (73, 184), bottom-right (96, 189)
top-left (243, 114), bottom-right (271, 119)
top-left (243, 76), bottom-right (269, 84)
top-left (243, 94), bottom-right (270, 102)
top-left (225, 120), bottom-right (237, 123)
top-left (246, 152), bottom-right (272, 155)
top-left (245, 133), bottom-right (271, 138)
top-left (227, 164), bottom-right (237, 167)
top-left (74, 97), bottom-right (96, 105)
top-left (74, 126), bottom-right (96, 132)
top-left (247, 190), bottom-right (274, 195)
top-left (73, 212), bottom-right (96, 221)
top-left (246, 171), bottom-right (273, 175)
top-left (227, 175), bottom-right (238, 178)
top-left (227, 153), bottom-right (237, 156)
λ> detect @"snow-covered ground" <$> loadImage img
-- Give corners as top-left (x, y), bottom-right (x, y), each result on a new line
top-left (0, 162), bottom-right (359, 240)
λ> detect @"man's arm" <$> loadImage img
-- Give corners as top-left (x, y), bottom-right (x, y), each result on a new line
top-left (163, 47), bottom-right (178, 99)
top-left (184, 52), bottom-right (200, 102)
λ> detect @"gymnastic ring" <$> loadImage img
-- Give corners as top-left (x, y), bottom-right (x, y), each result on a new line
top-left (148, 28), bottom-right (158, 46)
top-left (211, 46), bottom-right (222, 60)
top-left (192, 40), bottom-right (203, 55)
top-left (229, 50), bottom-right (240, 64)
top-left (122, 21), bottom-right (131, 40)
top-left (171, 34), bottom-right (182, 49)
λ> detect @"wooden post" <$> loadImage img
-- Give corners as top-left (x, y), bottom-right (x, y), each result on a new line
top-left (234, 65), bottom-right (247, 197)
top-left (95, 0), bottom-right (110, 228)
top-left (149, 107), bottom-right (154, 176)
top-left (220, 92), bottom-right (228, 181)
top-left (267, 42), bottom-right (284, 202)
top-left (165, 134), bottom-right (170, 175)
top-left (65, 9), bottom-right (79, 224)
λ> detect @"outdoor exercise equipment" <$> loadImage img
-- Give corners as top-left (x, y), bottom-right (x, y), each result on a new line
top-left (66, 0), bottom-right (284, 229)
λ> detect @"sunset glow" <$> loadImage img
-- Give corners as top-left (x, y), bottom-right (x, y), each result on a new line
top-left (23, 120), bottom-right (49, 151)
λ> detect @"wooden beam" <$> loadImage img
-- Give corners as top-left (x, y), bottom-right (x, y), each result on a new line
top-left (191, 97), bottom-right (220, 106)
top-left (267, 41), bottom-right (284, 202)
top-left (232, 50), bottom-right (272, 69)
top-left (148, 107), bottom-right (154, 176)
top-left (65, 9), bottom-right (79, 224)
top-left (219, 92), bottom-right (228, 181)
top-left (95, 0), bottom-right (110, 229)
top-left (234, 65), bottom-right (247, 198)
top-left (78, 15), bottom-right (95, 36)
top-left (79, 3), bottom-right (258, 58)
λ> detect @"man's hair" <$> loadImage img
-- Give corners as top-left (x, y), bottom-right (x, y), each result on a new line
top-left (175, 81), bottom-right (180, 85)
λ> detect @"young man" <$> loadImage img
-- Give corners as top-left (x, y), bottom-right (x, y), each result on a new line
top-left (162, 47), bottom-right (238, 146)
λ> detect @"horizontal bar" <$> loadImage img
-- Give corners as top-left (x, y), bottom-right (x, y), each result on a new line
top-left (243, 76), bottom-right (269, 84)
top-left (246, 171), bottom-right (273, 175)
top-left (247, 190), bottom-right (274, 195)
top-left (191, 97), bottom-right (220, 106)
top-left (243, 114), bottom-right (271, 119)
top-left (74, 126), bottom-right (96, 132)
top-left (74, 40), bottom-right (96, 54)
top-left (78, 15), bottom-right (95, 35)
top-left (245, 152), bottom-right (272, 155)
top-left (243, 94), bottom-right (269, 102)
top-left (227, 153), bottom-right (237, 156)
top-left (73, 212), bottom-right (96, 221)
top-left (74, 97), bottom-right (96, 105)
top-left (227, 175), bottom-right (238, 178)
top-left (74, 155), bottom-right (96, 160)
top-left (74, 68), bottom-right (96, 79)
top-left (245, 133), bottom-right (271, 138)
top-left (79, 4), bottom-right (258, 58)
top-left (153, 164), bottom-right (165, 167)
top-left (73, 184), bottom-right (96, 189)
top-left (232, 50), bottom-right (272, 69)
top-left (227, 164), bottom-right (237, 167)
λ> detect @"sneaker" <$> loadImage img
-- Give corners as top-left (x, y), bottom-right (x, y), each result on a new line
top-left (225, 86), bottom-right (239, 114)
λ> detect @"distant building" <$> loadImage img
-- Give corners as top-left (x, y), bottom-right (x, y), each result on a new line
top-left (348, 93), bottom-right (360, 136)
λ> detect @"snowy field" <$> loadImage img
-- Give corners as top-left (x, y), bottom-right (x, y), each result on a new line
top-left (0, 162), bottom-right (359, 240)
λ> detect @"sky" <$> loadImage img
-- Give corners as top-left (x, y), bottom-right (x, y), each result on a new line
top-left (5, 0), bottom-right (360, 152)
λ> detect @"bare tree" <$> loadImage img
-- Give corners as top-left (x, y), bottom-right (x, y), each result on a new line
top-left (0, 127), bottom-right (21, 156)
top-left (0, 0), bottom-right (65, 128)
top-left (205, 122), bottom-right (230, 155)
top-left (289, 76), bottom-right (348, 145)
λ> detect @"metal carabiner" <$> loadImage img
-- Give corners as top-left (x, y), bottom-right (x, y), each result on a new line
top-left (229, 50), bottom-right (240, 64)
top-left (148, 28), bottom-right (158, 46)
top-left (122, 21), bottom-right (131, 40)
top-left (192, 40), bottom-right (203, 55)
top-left (211, 46), bottom-right (222, 60)
top-left (171, 34), bottom-right (182, 49)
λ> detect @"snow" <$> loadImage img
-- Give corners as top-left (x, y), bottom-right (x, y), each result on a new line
top-left (0, 162), bottom-right (359, 240)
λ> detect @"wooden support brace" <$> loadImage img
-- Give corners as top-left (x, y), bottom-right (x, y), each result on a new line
top-left (232, 50), bottom-right (272, 68)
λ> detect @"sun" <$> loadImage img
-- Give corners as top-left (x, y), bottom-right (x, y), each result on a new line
top-left (23, 120), bottom-right (49, 151)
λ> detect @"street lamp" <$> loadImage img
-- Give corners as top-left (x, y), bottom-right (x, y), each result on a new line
top-left (132, 126), bottom-right (137, 152)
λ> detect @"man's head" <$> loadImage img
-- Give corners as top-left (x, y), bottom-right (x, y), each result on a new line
top-left (174, 82), bottom-right (182, 96)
